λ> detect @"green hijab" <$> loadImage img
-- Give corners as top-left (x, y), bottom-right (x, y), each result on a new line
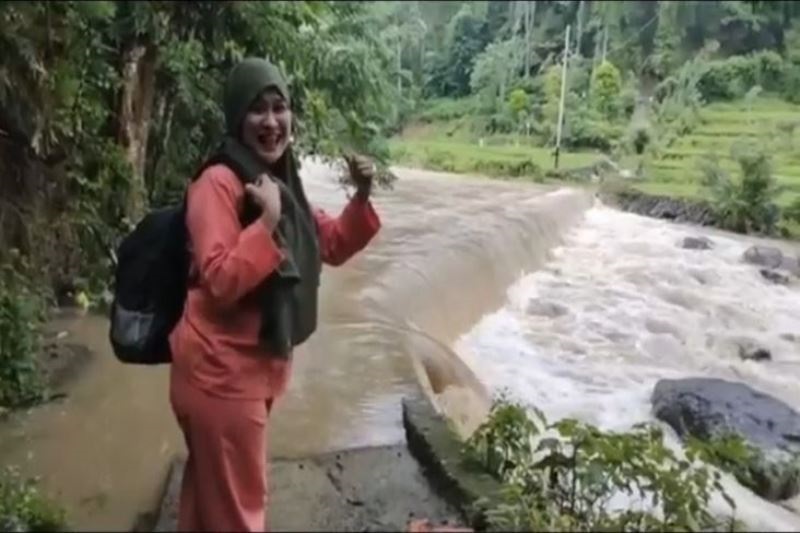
top-left (194, 57), bottom-right (321, 358)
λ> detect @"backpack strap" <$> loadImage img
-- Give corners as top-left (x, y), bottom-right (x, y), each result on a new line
top-left (190, 151), bottom-right (261, 227)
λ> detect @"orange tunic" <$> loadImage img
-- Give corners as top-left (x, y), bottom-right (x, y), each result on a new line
top-left (169, 163), bottom-right (381, 401)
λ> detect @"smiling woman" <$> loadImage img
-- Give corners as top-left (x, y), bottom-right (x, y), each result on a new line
top-left (167, 57), bottom-right (382, 532)
top-left (241, 89), bottom-right (292, 164)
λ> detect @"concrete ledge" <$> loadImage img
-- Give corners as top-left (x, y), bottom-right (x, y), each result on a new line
top-left (149, 389), bottom-right (498, 532)
top-left (153, 444), bottom-right (461, 532)
top-left (402, 392), bottom-right (503, 530)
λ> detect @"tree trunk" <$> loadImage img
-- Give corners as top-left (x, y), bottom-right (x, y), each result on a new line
top-left (117, 40), bottom-right (158, 222)
top-left (145, 90), bottom-right (176, 198)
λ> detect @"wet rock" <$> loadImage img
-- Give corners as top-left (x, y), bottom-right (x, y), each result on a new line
top-left (525, 299), bottom-right (569, 318)
top-left (652, 378), bottom-right (800, 500)
top-left (736, 339), bottom-right (772, 361)
top-left (743, 246), bottom-right (785, 270)
top-left (760, 269), bottom-right (791, 285)
top-left (681, 236), bottom-right (714, 250)
top-left (781, 333), bottom-right (798, 343)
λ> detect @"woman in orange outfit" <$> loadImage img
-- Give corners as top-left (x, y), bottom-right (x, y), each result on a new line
top-left (168, 57), bottom-right (381, 532)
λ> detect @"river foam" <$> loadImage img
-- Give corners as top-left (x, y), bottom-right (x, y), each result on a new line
top-left (456, 205), bottom-right (800, 531)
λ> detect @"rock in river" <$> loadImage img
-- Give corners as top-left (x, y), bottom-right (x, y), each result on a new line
top-left (760, 269), bottom-right (791, 286)
top-left (736, 339), bottom-right (772, 362)
top-left (652, 378), bottom-right (800, 501)
top-left (681, 236), bottom-right (714, 250)
top-left (743, 245), bottom-right (799, 276)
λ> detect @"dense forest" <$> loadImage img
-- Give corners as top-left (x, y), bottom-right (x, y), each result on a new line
top-left (2, 0), bottom-right (800, 405)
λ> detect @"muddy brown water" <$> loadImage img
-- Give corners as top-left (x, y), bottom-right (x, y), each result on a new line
top-left (0, 162), bottom-right (591, 530)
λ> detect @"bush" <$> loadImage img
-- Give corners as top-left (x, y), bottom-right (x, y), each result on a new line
top-left (566, 119), bottom-right (624, 152)
top-left (782, 62), bottom-right (800, 105)
top-left (785, 197), bottom-right (800, 224)
top-left (563, 105), bottom-right (624, 152)
top-left (0, 467), bottom-right (66, 531)
top-left (484, 113), bottom-right (516, 135)
top-left (698, 51), bottom-right (785, 102)
top-left (416, 97), bottom-right (477, 124)
top-left (702, 145), bottom-right (782, 235)
top-left (464, 398), bottom-right (742, 532)
top-left (630, 123), bottom-right (653, 155)
top-left (474, 158), bottom-right (543, 180)
top-left (591, 61), bottom-right (623, 120)
top-left (0, 258), bottom-right (50, 408)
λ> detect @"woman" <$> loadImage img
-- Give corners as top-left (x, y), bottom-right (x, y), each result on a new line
top-left (168, 57), bottom-right (381, 531)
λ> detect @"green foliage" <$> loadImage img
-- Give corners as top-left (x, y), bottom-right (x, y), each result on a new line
top-left (0, 467), bottom-right (66, 531)
top-left (785, 196), bottom-right (800, 224)
top-left (424, 3), bottom-right (489, 98)
top-left (697, 51), bottom-right (786, 101)
top-left (412, 98), bottom-right (477, 125)
top-left (542, 65), bottom-right (563, 136)
top-left (630, 122), bottom-right (653, 156)
top-left (565, 110), bottom-right (625, 152)
top-left (591, 61), bottom-right (623, 120)
top-left (507, 89), bottom-right (530, 118)
top-left (464, 398), bottom-right (741, 532)
top-left (686, 433), bottom-right (761, 494)
top-left (0, 255), bottom-right (50, 408)
top-left (470, 37), bottom-right (524, 109)
top-left (783, 63), bottom-right (800, 105)
top-left (388, 134), bottom-right (603, 182)
top-left (701, 143), bottom-right (782, 234)
top-left (653, 49), bottom-right (710, 143)
top-left (1, 0), bottom-right (402, 293)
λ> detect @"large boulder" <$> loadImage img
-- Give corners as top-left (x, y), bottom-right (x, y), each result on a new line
top-left (743, 246), bottom-right (799, 276)
top-left (652, 378), bottom-right (800, 500)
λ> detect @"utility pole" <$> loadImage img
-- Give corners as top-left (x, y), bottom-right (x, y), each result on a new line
top-left (576, 0), bottom-right (584, 56)
top-left (554, 24), bottom-right (570, 170)
top-left (524, 2), bottom-right (530, 78)
top-left (397, 37), bottom-right (402, 95)
top-left (602, 23), bottom-right (608, 63)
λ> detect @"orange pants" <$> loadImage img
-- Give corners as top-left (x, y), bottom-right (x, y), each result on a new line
top-left (170, 371), bottom-right (272, 532)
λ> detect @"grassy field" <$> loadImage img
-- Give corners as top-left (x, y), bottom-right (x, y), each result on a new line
top-left (389, 121), bottom-right (602, 180)
top-left (634, 96), bottom-right (800, 207)
top-left (391, 96), bottom-right (800, 209)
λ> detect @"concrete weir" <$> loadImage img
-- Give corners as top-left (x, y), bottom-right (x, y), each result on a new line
top-left (151, 388), bottom-right (499, 532)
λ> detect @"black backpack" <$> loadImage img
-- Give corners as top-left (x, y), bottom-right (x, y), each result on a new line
top-left (108, 201), bottom-right (190, 365)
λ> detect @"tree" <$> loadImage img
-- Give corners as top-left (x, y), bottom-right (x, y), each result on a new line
top-left (507, 88), bottom-right (531, 140)
top-left (426, 3), bottom-right (490, 97)
top-left (471, 36), bottom-right (525, 109)
top-left (1, 0), bottom-right (400, 299)
top-left (591, 60), bottom-right (623, 119)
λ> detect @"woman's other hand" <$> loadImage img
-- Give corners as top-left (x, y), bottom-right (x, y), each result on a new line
top-left (245, 174), bottom-right (282, 231)
top-left (346, 154), bottom-right (374, 201)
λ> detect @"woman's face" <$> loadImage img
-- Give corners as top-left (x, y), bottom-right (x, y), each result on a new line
top-left (241, 88), bottom-right (292, 164)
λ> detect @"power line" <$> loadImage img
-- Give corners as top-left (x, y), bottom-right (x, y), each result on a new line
top-left (604, 13), bottom-right (660, 61)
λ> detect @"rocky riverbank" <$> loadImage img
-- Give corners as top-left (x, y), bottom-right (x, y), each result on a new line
top-left (601, 188), bottom-right (718, 226)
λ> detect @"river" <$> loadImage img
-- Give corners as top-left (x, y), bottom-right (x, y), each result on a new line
top-left (456, 205), bottom-right (800, 531)
top-left (1, 162), bottom-right (798, 530)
